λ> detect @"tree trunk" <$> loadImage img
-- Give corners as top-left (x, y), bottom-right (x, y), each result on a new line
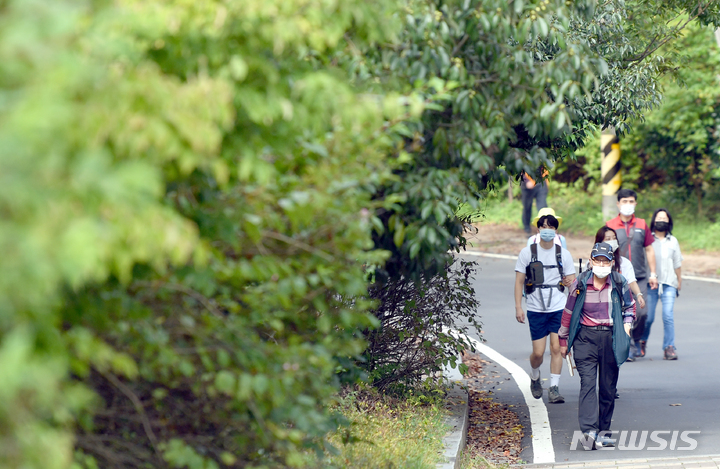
top-left (695, 178), bottom-right (703, 217)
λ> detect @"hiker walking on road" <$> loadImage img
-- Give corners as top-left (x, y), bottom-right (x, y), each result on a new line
top-left (559, 243), bottom-right (636, 449)
top-left (521, 168), bottom-right (549, 234)
top-left (514, 213), bottom-right (575, 404)
top-left (606, 189), bottom-right (658, 360)
top-left (640, 209), bottom-right (683, 360)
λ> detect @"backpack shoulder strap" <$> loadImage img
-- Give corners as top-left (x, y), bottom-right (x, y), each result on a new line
top-left (611, 271), bottom-right (625, 293)
top-left (530, 242), bottom-right (538, 262)
top-left (610, 271), bottom-right (627, 308)
top-left (555, 244), bottom-right (564, 279)
top-left (578, 269), bottom-right (593, 288)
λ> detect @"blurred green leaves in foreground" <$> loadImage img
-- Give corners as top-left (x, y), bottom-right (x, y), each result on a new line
top-left (1, 0), bottom-right (719, 468)
top-left (2, 0), bottom-right (400, 466)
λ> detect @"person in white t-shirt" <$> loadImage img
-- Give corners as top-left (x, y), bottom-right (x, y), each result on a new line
top-left (515, 214), bottom-right (576, 404)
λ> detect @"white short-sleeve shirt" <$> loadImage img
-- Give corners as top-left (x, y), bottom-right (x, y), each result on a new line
top-left (619, 256), bottom-right (636, 284)
top-left (515, 244), bottom-right (576, 312)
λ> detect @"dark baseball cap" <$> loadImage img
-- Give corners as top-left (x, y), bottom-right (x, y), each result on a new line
top-left (591, 242), bottom-right (614, 261)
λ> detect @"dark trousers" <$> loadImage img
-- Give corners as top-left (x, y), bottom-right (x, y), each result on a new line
top-left (521, 182), bottom-right (548, 230)
top-left (631, 280), bottom-right (649, 350)
top-left (573, 327), bottom-right (619, 433)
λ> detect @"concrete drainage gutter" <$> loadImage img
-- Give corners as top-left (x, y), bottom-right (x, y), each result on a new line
top-left (437, 382), bottom-right (469, 469)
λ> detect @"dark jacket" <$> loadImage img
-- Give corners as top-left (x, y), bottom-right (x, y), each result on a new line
top-left (566, 270), bottom-right (632, 367)
top-left (607, 215), bottom-right (653, 280)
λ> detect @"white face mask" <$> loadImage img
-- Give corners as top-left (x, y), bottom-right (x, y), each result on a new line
top-left (605, 239), bottom-right (619, 251)
top-left (619, 204), bottom-right (635, 216)
top-left (593, 265), bottom-right (612, 279)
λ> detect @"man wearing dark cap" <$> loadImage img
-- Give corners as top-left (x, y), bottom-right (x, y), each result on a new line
top-left (558, 243), bottom-right (636, 450)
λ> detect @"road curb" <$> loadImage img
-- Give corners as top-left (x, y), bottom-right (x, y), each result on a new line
top-left (438, 382), bottom-right (469, 469)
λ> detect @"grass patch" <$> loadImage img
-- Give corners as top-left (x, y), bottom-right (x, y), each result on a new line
top-left (475, 184), bottom-right (720, 253)
top-left (459, 451), bottom-right (508, 469)
top-left (307, 385), bottom-right (449, 469)
top-left (668, 218), bottom-right (720, 252)
top-left (474, 184), bottom-right (605, 236)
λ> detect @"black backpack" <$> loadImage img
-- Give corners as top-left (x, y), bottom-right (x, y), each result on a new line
top-left (525, 243), bottom-right (566, 297)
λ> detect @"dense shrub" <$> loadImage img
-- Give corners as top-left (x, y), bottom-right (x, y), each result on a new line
top-left (363, 258), bottom-right (481, 391)
top-left (1, 0), bottom-right (405, 467)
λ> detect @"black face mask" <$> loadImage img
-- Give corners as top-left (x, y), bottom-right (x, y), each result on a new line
top-left (654, 221), bottom-right (669, 232)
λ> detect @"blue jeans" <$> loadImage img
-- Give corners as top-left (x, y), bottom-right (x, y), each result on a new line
top-left (521, 182), bottom-right (548, 231)
top-left (641, 284), bottom-right (677, 350)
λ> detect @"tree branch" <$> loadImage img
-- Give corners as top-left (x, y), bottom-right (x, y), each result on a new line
top-left (99, 370), bottom-right (164, 465)
top-left (451, 34), bottom-right (469, 56)
top-left (133, 281), bottom-right (224, 319)
top-left (623, 2), bottom-right (708, 65)
top-left (261, 230), bottom-right (335, 262)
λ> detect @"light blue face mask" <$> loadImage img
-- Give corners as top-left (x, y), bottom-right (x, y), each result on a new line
top-left (539, 228), bottom-right (556, 242)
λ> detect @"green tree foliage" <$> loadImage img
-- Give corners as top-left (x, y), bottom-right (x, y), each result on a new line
top-left (554, 15), bottom-right (720, 215)
top-left (627, 23), bottom-right (720, 215)
top-left (4, 0), bottom-right (720, 468)
top-left (567, 0), bottom-right (720, 135)
top-left (355, 0), bottom-right (719, 280)
top-left (1, 1), bottom-right (224, 467)
top-left (527, 2), bottom-right (720, 212)
top-left (355, 0), bottom-right (605, 280)
top-left (1, 0), bottom-right (410, 467)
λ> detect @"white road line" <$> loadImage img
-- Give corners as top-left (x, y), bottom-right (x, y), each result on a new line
top-left (685, 274), bottom-right (720, 284)
top-left (459, 251), bottom-right (516, 261)
top-left (459, 251), bottom-right (720, 284)
top-left (445, 327), bottom-right (555, 464)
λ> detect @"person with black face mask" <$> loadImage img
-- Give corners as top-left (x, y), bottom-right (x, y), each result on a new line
top-left (640, 209), bottom-right (683, 360)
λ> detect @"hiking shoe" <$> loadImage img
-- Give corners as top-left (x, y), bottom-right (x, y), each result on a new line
top-left (629, 342), bottom-right (639, 360)
top-left (548, 385), bottom-right (565, 404)
top-left (664, 345), bottom-right (678, 360)
top-left (595, 432), bottom-right (617, 448)
top-left (615, 391), bottom-right (619, 399)
top-left (580, 431), bottom-right (597, 451)
top-left (639, 340), bottom-right (647, 357)
top-left (530, 375), bottom-right (543, 399)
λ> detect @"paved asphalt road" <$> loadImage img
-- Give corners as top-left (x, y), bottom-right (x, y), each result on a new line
top-left (458, 253), bottom-right (720, 464)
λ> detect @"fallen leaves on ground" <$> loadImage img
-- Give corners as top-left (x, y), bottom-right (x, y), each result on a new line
top-left (462, 352), bottom-right (491, 380)
top-left (462, 352), bottom-right (524, 466)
